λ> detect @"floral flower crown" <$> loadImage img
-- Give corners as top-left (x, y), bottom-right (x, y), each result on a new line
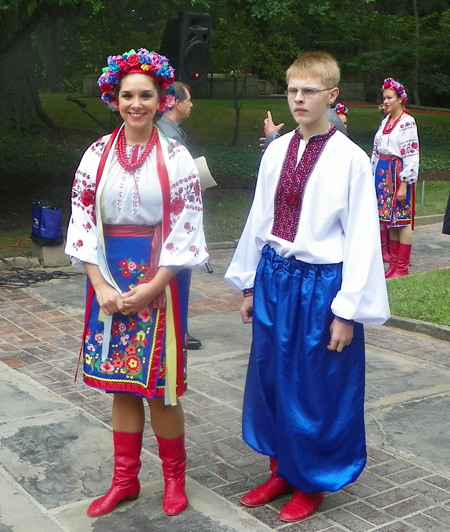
top-left (97, 48), bottom-right (176, 113)
top-left (382, 78), bottom-right (408, 104)
top-left (333, 103), bottom-right (348, 116)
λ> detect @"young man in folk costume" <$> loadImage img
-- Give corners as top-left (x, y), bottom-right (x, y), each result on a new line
top-left (225, 52), bottom-right (390, 522)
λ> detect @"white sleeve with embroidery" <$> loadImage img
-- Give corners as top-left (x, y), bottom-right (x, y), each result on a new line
top-left (65, 137), bottom-right (108, 265)
top-left (158, 145), bottom-right (209, 268)
top-left (398, 118), bottom-right (419, 184)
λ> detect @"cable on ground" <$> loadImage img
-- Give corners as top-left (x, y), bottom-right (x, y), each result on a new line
top-left (0, 257), bottom-right (84, 289)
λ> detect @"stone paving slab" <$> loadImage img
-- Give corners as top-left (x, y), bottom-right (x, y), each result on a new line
top-left (0, 468), bottom-right (64, 532)
top-left (55, 479), bottom-right (273, 532)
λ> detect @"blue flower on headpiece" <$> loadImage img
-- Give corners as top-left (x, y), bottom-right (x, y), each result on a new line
top-left (137, 49), bottom-right (152, 64)
top-left (107, 72), bottom-right (119, 85)
top-left (157, 67), bottom-right (170, 78)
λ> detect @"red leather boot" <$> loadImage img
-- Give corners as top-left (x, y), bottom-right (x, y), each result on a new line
top-left (385, 239), bottom-right (400, 279)
top-left (87, 431), bottom-right (142, 517)
top-left (392, 243), bottom-right (411, 277)
top-left (279, 489), bottom-right (324, 522)
top-left (240, 457), bottom-right (293, 507)
top-left (380, 227), bottom-right (390, 263)
top-left (156, 433), bottom-right (188, 515)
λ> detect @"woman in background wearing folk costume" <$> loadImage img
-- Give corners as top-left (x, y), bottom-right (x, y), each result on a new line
top-left (332, 102), bottom-right (349, 130)
top-left (65, 49), bottom-right (208, 518)
top-left (372, 78), bottom-right (419, 278)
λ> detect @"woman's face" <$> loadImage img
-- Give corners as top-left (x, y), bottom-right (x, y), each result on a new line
top-left (118, 74), bottom-right (160, 134)
top-left (382, 89), bottom-right (402, 116)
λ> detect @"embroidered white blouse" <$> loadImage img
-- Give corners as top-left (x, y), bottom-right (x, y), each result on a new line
top-left (65, 131), bottom-right (208, 269)
top-left (225, 130), bottom-right (390, 326)
top-left (371, 114), bottom-right (419, 184)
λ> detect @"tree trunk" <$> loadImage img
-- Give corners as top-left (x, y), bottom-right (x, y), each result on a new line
top-left (412, 0), bottom-right (421, 106)
top-left (0, 5), bottom-right (57, 135)
top-left (232, 73), bottom-right (246, 146)
top-left (35, 11), bottom-right (63, 93)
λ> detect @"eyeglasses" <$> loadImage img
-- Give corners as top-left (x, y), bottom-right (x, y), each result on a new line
top-left (284, 87), bottom-right (334, 99)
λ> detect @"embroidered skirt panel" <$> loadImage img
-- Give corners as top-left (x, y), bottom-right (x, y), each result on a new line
top-left (83, 232), bottom-right (188, 399)
top-left (375, 155), bottom-right (414, 227)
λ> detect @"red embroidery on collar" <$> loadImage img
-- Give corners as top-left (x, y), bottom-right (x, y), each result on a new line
top-left (271, 127), bottom-right (336, 242)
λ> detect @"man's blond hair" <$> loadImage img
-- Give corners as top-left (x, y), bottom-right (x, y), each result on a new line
top-left (286, 52), bottom-right (340, 88)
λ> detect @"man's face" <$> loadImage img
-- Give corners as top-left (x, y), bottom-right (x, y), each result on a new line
top-left (286, 76), bottom-right (338, 128)
top-left (178, 89), bottom-right (193, 121)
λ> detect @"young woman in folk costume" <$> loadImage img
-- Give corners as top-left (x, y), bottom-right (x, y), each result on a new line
top-left (372, 78), bottom-right (419, 278)
top-left (65, 49), bottom-right (208, 518)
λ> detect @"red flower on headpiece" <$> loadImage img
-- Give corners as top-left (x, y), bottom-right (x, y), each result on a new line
top-left (127, 54), bottom-right (141, 69)
top-left (99, 82), bottom-right (114, 93)
top-left (117, 59), bottom-right (127, 71)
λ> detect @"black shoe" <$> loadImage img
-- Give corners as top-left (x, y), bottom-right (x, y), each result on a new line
top-left (187, 334), bottom-right (202, 350)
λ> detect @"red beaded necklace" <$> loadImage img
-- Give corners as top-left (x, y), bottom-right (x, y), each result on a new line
top-left (115, 127), bottom-right (157, 174)
top-left (383, 112), bottom-right (404, 135)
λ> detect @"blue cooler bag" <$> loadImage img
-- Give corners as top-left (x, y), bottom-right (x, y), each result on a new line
top-left (31, 201), bottom-right (63, 245)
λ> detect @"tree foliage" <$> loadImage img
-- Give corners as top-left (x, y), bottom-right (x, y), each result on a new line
top-left (1, 0), bottom-right (450, 137)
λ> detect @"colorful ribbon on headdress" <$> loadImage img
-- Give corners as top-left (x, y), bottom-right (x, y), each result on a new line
top-left (333, 103), bottom-right (348, 116)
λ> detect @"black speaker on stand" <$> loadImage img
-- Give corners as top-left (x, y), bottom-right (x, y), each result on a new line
top-left (159, 12), bottom-right (211, 85)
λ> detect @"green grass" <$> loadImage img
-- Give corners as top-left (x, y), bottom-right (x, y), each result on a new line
top-left (415, 181), bottom-right (450, 216)
top-left (203, 194), bottom-right (252, 242)
top-left (0, 230), bottom-right (32, 260)
top-left (387, 268), bottom-right (450, 326)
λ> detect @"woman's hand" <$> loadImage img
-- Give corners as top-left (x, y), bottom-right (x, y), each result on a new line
top-left (397, 181), bottom-right (408, 203)
top-left (122, 266), bottom-right (180, 314)
top-left (122, 282), bottom-right (162, 314)
top-left (83, 263), bottom-right (123, 316)
top-left (327, 318), bottom-right (354, 353)
top-left (240, 296), bottom-right (253, 324)
top-left (95, 284), bottom-right (124, 316)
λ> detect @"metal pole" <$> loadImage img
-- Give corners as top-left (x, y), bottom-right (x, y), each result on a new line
top-left (420, 180), bottom-right (425, 215)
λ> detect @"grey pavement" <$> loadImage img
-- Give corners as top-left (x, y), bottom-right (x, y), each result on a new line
top-left (1, 222), bottom-right (450, 531)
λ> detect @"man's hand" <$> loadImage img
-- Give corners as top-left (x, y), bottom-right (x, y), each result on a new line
top-left (259, 111), bottom-right (285, 149)
top-left (240, 296), bottom-right (253, 324)
top-left (264, 110), bottom-right (284, 136)
top-left (327, 318), bottom-right (354, 353)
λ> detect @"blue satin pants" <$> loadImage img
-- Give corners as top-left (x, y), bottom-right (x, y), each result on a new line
top-left (243, 245), bottom-right (366, 493)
